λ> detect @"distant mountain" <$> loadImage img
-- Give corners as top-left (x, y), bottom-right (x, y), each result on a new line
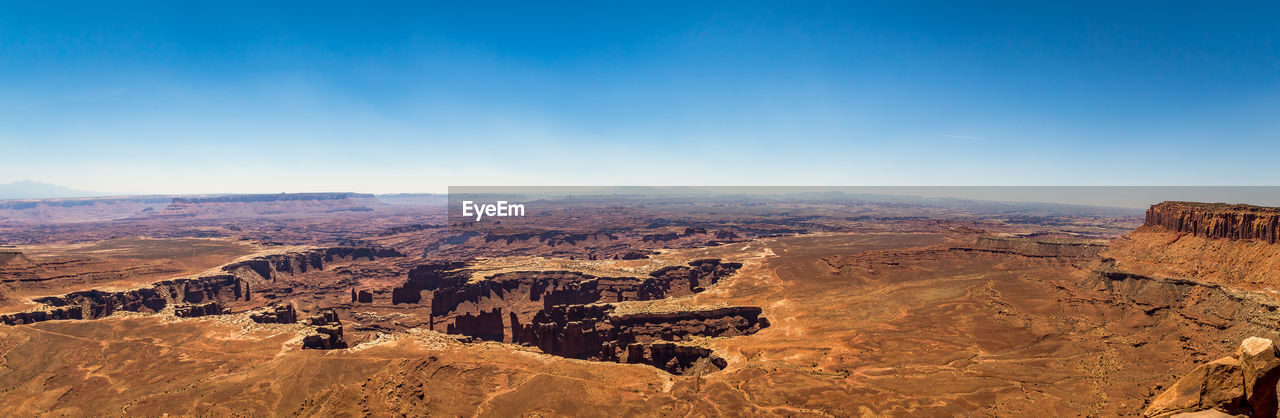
top-left (0, 180), bottom-right (107, 200)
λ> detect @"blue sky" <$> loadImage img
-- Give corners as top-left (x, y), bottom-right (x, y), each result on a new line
top-left (1, 1), bottom-right (1277, 194)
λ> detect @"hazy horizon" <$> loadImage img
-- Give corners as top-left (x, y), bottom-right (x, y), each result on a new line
top-left (8, 181), bottom-right (1280, 210)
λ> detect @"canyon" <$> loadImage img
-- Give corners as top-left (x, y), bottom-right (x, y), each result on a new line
top-left (1, 246), bottom-right (403, 328)
top-left (3, 192), bottom-right (1278, 416)
top-left (385, 258), bottom-right (764, 373)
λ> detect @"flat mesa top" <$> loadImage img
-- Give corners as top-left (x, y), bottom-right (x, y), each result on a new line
top-left (1153, 201), bottom-right (1280, 214)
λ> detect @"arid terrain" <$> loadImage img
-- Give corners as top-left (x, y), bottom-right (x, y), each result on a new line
top-left (3, 193), bottom-right (1278, 416)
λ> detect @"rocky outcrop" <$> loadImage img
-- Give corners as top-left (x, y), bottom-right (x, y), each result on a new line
top-left (484, 231), bottom-right (617, 247)
top-left (641, 233), bottom-right (679, 243)
top-left (1146, 201), bottom-right (1280, 244)
top-left (391, 262), bottom-right (470, 304)
top-left (1090, 269), bottom-right (1280, 326)
top-left (1091, 268), bottom-right (1280, 415)
top-left (624, 342), bottom-right (727, 375)
top-left (1, 246), bottom-right (400, 327)
top-left (351, 289), bottom-right (373, 303)
top-left (647, 259), bottom-right (743, 293)
top-left (616, 250), bottom-right (654, 260)
top-left (609, 307), bottom-right (771, 340)
top-left (969, 236), bottom-right (1106, 258)
top-left (221, 246), bottom-right (404, 284)
top-left (518, 304), bottom-right (767, 374)
top-left (302, 325), bottom-right (346, 350)
top-left (24, 274), bottom-right (247, 320)
top-left (714, 230), bottom-right (739, 240)
top-left (302, 308), bottom-right (346, 349)
top-left (309, 308), bottom-right (340, 326)
top-left (390, 258), bottom-right (765, 373)
top-left (0, 306), bottom-right (82, 325)
top-left (174, 302), bottom-right (229, 318)
top-left (0, 250), bottom-right (29, 267)
top-left (446, 308), bottom-right (506, 342)
top-left (1240, 337), bottom-right (1280, 417)
top-left (1145, 337), bottom-right (1280, 417)
top-left (376, 223), bottom-right (443, 236)
top-left (417, 260), bottom-right (743, 343)
top-left (249, 303), bottom-right (297, 324)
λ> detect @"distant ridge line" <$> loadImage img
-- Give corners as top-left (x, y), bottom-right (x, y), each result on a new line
top-left (170, 192), bottom-right (374, 204)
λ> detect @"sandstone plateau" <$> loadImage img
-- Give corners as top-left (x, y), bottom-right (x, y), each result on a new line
top-left (1146, 201), bottom-right (1280, 244)
top-left (6, 193), bottom-right (1280, 416)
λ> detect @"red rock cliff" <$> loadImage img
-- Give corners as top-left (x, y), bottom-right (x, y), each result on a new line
top-left (1145, 201), bottom-right (1280, 244)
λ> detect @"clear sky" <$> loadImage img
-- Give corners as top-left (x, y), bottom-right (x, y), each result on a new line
top-left (1, 1), bottom-right (1277, 194)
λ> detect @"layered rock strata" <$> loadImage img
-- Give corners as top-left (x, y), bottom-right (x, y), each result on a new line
top-left (483, 231), bottom-right (617, 247)
top-left (221, 246), bottom-right (404, 284)
top-left (0, 246), bottom-right (401, 326)
top-left (6, 274), bottom-right (247, 324)
top-left (0, 306), bottom-right (82, 325)
top-left (969, 236), bottom-right (1107, 258)
top-left (519, 305), bottom-right (767, 374)
top-left (397, 259), bottom-right (743, 342)
top-left (249, 303), bottom-right (298, 324)
top-left (1145, 201), bottom-right (1280, 244)
top-left (392, 259), bottom-right (767, 373)
top-left (174, 301), bottom-right (229, 318)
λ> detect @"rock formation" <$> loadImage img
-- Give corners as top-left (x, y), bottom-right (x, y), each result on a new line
top-left (249, 303), bottom-right (297, 324)
top-left (714, 230), bottom-right (739, 240)
top-left (302, 325), bottom-right (346, 350)
top-left (389, 258), bottom-right (767, 373)
top-left (0, 306), bottom-right (82, 325)
top-left (391, 261), bottom-right (470, 304)
top-left (405, 259), bottom-right (743, 343)
top-left (0, 250), bottom-right (30, 267)
top-left (616, 250), bottom-right (653, 260)
top-left (1106, 203), bottom-right (1280, 290)
top-left (0, 246), bottom-right (400, 326)
top-left (351, 288), bottom-right (373, 303)
top-left (302, 308), bottom-right (347, 349)
top-left (174, 301), bottom-right (229, 318)
top-left (13, 274), bottom-right (247, 323)
top-left (1146, 201), bottom-right (1280, 244)
top-left (1145, 337), bottom-right (1280, 417)
top-left (447, 308), bottom-right (507, 342)
top-left (483, 231), bottom-right (617, 247)
top-left (1240, 337), bottom-right (1280, 417)
top-left (221, 246), bottom-right (404, 284)
top-left (309, 308), bottom-right (340, 326)
top-left (518, 304), bottom-right (766, 374)
top-left (969, 235), bottom-right (1107, 258)
top-left (641, 233), bottom-right (679, 243)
